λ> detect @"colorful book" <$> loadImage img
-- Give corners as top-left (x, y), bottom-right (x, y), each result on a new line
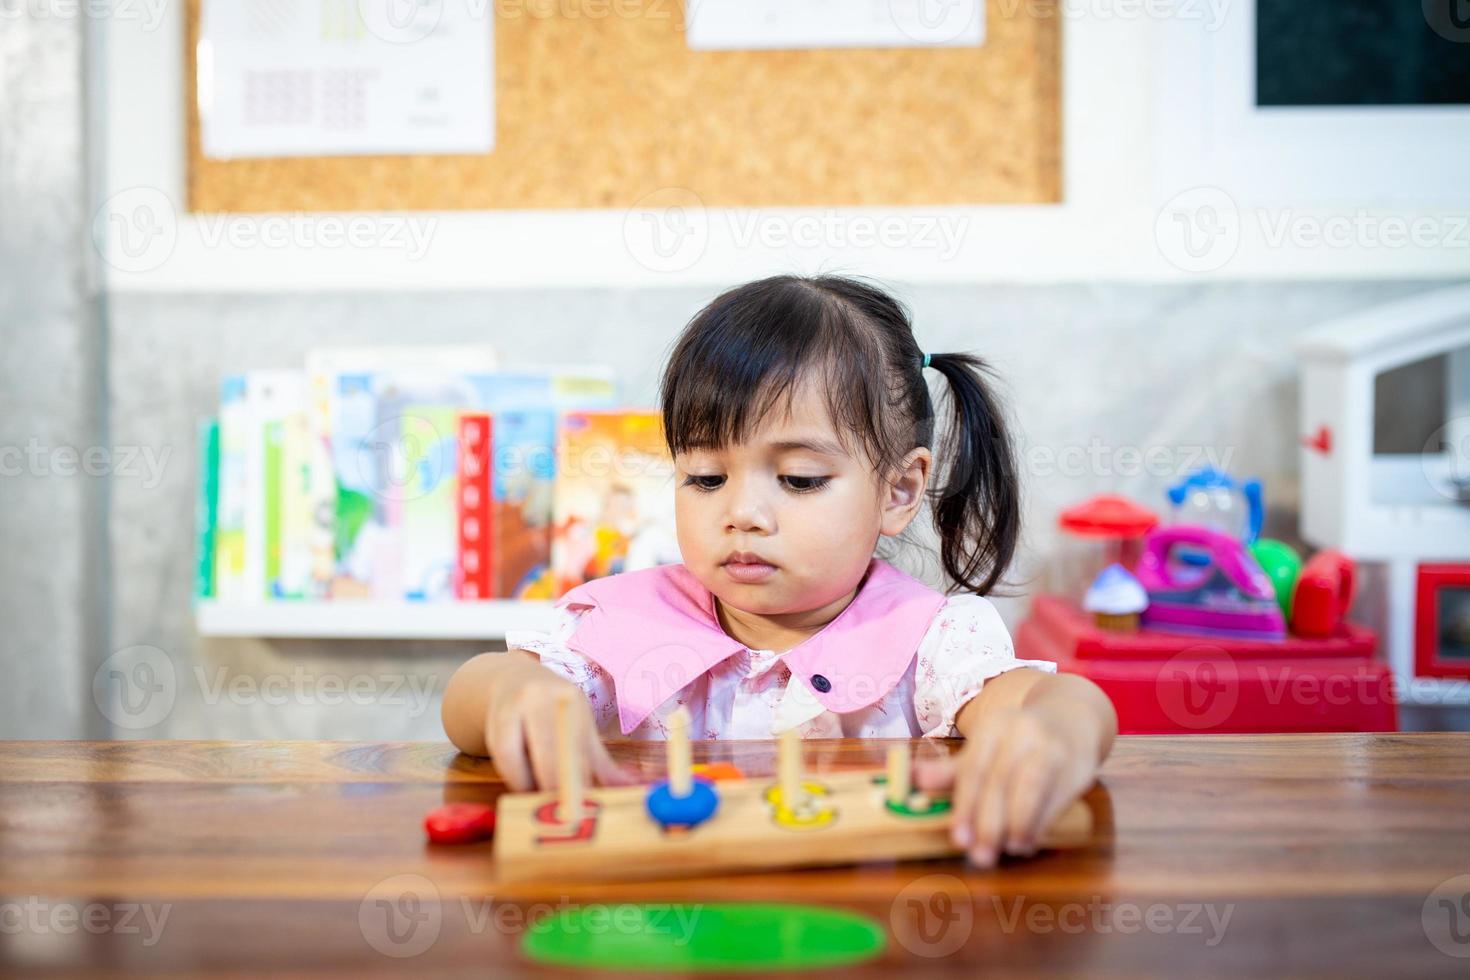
top-left (305, 346), bottom-right (498, 599)
top-left (550, 410), bottom-right (678, 596)
top-left (399, 405), bottom-right (461, 601)
top-left (457, 414), bottom-right (493, 600)
top-left (194, 418), bottom-right (220, 601)
top-left (214, 376), bottom-right (249, 601)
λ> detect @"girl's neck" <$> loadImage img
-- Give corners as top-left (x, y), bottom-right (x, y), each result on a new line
top-left (713, 586), bottom-right (860, 655)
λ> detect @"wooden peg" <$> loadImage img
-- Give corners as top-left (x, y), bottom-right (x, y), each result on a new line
top-left (886, 744), bottom-right (910, 806)
top-left (555, 694), bottom-right (582, 821)
top-left (778, 728), bottom-right (804, 808)
top-left (668, 706), bottom-right (693, 798)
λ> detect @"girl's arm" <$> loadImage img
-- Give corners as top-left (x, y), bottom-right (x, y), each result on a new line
top-left (917, 667), bottom-right (1117, 867)
top-left (441, 650), bottom-right (636, 791)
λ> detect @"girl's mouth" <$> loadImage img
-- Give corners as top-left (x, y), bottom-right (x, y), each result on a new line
top-left (722, 560), bottom-right (778, 584)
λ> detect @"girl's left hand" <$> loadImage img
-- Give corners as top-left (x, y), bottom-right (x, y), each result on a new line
top-left (914, 703), bottom-right (1097, 868)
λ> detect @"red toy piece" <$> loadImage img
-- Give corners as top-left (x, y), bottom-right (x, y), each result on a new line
top-left (424, 802), bottom-right (497, 844)
top-left (1292, 550), bottom-right (1356, 638)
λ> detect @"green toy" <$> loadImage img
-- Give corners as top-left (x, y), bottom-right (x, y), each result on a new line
top-left (520, 903), bottom-right (884, 972)
top-left (1249, 538), bottom-right (1303, 619)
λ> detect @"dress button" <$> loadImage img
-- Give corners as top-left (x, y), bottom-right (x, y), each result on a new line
top-left (811, 674), bottom-right (832, 693)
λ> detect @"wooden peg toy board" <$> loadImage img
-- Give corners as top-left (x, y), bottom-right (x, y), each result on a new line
top-left (494, 769), bottom-right (1092, 883)
top-left (184, 0), bottom-right (1061, 211)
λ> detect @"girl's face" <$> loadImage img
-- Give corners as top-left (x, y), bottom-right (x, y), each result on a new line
top-left (673, 376), bottom-right (930, 617)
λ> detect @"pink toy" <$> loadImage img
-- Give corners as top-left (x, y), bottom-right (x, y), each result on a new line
top-left (1135, 526), bottom-right (1286, 640)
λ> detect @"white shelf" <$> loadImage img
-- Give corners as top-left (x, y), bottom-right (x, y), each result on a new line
top-left (195, 599), bottom-right (558, 640)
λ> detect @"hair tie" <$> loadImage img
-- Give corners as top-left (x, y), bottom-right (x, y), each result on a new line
top-left (922, 353), bottom-right (932, 369)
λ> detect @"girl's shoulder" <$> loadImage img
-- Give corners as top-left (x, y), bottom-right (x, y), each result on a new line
top-left (921, 592), bottom-right (1014, 652)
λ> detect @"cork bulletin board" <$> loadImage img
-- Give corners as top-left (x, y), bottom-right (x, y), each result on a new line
top-left (185, 0), bottom-right (1061, 211)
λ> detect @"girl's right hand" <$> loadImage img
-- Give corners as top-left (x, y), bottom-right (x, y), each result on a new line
top-left (484, 658), bottom-right (638, 792)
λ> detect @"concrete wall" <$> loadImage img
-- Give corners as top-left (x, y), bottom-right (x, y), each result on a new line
top-left (0, 15), bottom-right (106, 738)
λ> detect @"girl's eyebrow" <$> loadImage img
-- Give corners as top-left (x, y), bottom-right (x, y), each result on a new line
top-left (765, 437), bottom-right (846, 457)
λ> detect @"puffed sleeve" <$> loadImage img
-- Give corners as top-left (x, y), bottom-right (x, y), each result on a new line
top-left (503, 601), bottom-right (620, 733)
top-left (913, 593), bottom-right (1058, 739)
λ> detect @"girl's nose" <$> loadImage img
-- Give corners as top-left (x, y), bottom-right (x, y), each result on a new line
top-left (724, 478), bottom-right (774, 533)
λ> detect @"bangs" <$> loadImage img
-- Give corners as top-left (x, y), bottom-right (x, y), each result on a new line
top-left (661, 277), bottom-right (898, 470)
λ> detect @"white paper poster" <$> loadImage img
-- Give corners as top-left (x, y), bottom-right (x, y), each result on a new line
top-left (686, 0), bottom-right (985, 51)
top-left (199, 0), bottom-right (495, 158)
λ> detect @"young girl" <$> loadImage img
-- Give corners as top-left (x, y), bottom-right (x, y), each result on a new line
top-left (443, 274), bottom-right (1116, 867)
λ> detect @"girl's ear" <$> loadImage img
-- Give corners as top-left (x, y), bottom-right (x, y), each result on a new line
top-left (880, 447), bottom-right (931, 537)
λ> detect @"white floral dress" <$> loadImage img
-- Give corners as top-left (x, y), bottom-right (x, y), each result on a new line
top-left (504, 593), bottom-right (1056, 740)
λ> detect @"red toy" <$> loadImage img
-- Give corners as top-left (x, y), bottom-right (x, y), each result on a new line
top-left (1292, 550), bottom-right (1357, 638)
top-left (424, 802), bottom-right (497, 844)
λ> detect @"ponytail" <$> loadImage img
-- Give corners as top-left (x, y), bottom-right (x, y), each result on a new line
top-left (924, 352), bottom-right (1021, 595)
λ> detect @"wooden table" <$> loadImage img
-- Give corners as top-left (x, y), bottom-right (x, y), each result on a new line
top-left (2, 735), bottom-right (1468, 977)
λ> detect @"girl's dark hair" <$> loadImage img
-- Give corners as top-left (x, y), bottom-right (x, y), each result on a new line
top-left (659, 274), bottom-right (1020, 596)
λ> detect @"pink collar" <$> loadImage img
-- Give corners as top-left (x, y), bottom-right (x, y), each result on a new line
top-left (557, 558), bottom-right (949, 735)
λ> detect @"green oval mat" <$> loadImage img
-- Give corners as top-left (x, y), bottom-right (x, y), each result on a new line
top-left (519, 902), bottom-right (885, 972)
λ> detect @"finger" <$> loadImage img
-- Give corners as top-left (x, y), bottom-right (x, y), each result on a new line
top-left (489, 712), bottom-right (532, 791)
top-left (914, 754), bottom-right (957, 793)
top-left (1027, 771), bottom-right (1085, 852)
top-left (587, 731), bottom-right (639, 787)
top-left (948, 734), bottom-right (997, 852)
top-left (970, 737), bottom-right (1020, 867)
top-left (523, 711), bottom-right (561, 791)
top-left (1004, 759), bottom-right (1062, 857)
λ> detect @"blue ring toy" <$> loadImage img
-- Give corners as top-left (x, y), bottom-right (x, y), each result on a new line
top-left (645, 779), bottom-right (719, 829)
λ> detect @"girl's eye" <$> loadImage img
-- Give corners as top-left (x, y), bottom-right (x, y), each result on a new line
top-left (781, 475), bottom-right (830, 493)
top-left (680, 475), bottom-right (829, 493)
top-left (682, 475), bottom-right (725, 492)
